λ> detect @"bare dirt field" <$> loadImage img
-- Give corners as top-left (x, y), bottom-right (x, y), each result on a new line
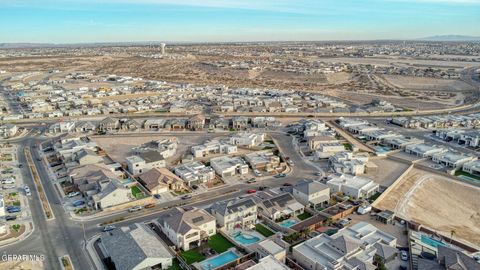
top-left (91, 133), bottom-right (230, 166)
top-left (374, 168), bottom-right (480, 247)
top-left (364, 158), bottom-right (410, 187)
top-left (382, 75), bottom-right (475, 92)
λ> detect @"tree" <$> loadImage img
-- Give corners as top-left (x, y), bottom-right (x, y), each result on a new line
top-left (450, 229), bottom-right (456, 244)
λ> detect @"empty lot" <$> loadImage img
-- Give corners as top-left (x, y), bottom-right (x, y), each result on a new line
top-left (374, 168), bottom-right (480, 247)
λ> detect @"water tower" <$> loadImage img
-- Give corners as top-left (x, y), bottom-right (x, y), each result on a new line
top-left (160, 43), bottom-right (166, 55)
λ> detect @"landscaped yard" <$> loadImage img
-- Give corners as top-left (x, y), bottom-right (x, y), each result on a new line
top-left (180, 249), bottom-right (205, 265)
top-left (255, 224), bottom-right (275, 237)
top-left (297, 212), bottom-right (313, 220)
top-left (455, 170), bottom-right (480, 181)
top-left (207, 234), bottom-right (234, 253)
top-left (130, 186), bottom-right (145, 199)
top-left (168, 258), bottom-right (183, 270)
top-left (179, 234), bottom-right (234, 265)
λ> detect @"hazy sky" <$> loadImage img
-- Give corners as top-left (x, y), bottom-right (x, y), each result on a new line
top-left (1, 0), bottom-right (479, 43)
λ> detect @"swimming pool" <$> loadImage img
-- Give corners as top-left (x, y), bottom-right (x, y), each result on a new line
top-left (232, 232), bottom-right (260, 245)
top-left (374, 146), bottom-right (391, 154)
top-left (421, 235), bottom-right (446, 248)
top-left (199, 250), bottom-right (240, 270)
top-left (279, 219), bottom-right (297, 228)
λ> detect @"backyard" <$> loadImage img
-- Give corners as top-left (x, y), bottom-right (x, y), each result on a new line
top-left (255, 223), bottom-right (275, 237)
top-left (180, 234), bottom-right (235, 265)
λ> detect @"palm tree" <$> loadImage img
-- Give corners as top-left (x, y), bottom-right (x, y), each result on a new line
top-left (450, 229), bottom-right (456, 244)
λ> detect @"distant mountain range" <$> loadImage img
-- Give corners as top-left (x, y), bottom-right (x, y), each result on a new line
top-left (418, 35), bottom-right (480, 41)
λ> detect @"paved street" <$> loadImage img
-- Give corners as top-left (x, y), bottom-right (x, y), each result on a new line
top-left (0, 129), bottom-right (321, 270)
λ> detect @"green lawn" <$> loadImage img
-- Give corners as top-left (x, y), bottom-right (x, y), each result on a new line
top-left (368, 192), bottom-right (382, 202)
top-left (455, 170), bottom-right (480, 181)
top-left (180, 249), bottom-right (205, 265)
top-left (297, 212), bottom-right (312, 220)
top-left (255, 224), bottom-right (275, 237)
top-left (343, 143), bottom-right (353, 151)
top-left (131, 186), bottom-right (144, 199)
top-left (168, 258), bottom-right (183, 270)
top-left (207, 234), bottom-right (235, 253)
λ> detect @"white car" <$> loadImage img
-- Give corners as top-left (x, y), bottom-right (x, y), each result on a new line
top-left (1, 178), bottom-right (15, 184)
top-left (2, 185), bottom-right (16, 190)
top-left (67, 191), bottom-right (80, 198)
top-left (400, 250), bottom-right (408, 261)
top-left (128, 206), bottom-right (143, 212)
top-left (24, 186), bottom-right (31, 196)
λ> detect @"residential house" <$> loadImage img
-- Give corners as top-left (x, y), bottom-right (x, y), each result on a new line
top-left (0, 124), bottom-right (18, 138)
top-left (126, 151), bottom-right (166, 175)
top-left (187, 114), bottom-right (205, 130)
top-left (292, 180), bottom-right (330, 209)
top-left (97, 223), bottom-right (173, 270)
top-left (244, 150), bottom-right (281, 172)
top-left (326, 174), bottom-right (379, 199)
top-left (293, 222), bottom-right (397, 270)
top-left (173, 161), bottom-right (215, 187)
top-left (417, 245), bottom-right (480, 270)
top-left (230, 133), bottom-right (265, 148)
top-left (157, 207), bottom-right (216, 251)
top-left (91, 179), bottom-right (132, 210)
top-left (432, 151), bottom-right (476, 169)
top-left (405, 143), bottom-right (447, 158)
top-left (382, 136), bottom-right (424, 149)
top-left (74, 121), bottom-right (96, 133)
top-left (191, 140), bottom-right (237, 158)
top-left (210, 156), bottom-right (249, 178)
top-left (72, 149), bottom-right (103, 166)
top-left (98, 117), bottom-right (119, 132)
top-left (138, 168), bottom-right (186, 194)
top-left (462, 160), bottom-right (480, 176)
top-left (210, 197), bottom-right (257, 230)
top-left (329, 151), bottom-right (369, 175)
top-left (258, 193), bottom-right (305, 221)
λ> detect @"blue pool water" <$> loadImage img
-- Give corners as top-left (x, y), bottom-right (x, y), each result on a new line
top-left (233, 232), bottom-right (260, 245)
top-left (199, 251), bottom-right (240, 270)
top-left (279, 219), bottom-right (298, 228)
top-left (375, 146), bottom-right (391, 153)
top-left (421, 235), bottom-right (446, 248)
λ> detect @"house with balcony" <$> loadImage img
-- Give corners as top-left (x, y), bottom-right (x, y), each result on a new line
top-left (210, 197), bottom-right (258, 230)
top-left (292, 179), bottom-right (330, 210)
top-left (173, 161), bottom-right (215, 187)
top-left (258, 193), bottom-right (305, 221)
top-left (157, 207), bottom-right (216, 251)
top-left (210, 156), bottom-right (249, 178)
top-left (326, 174), bottom-right (379, 199)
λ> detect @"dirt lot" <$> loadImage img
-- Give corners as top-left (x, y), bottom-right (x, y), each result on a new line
top-left (383, 75), bottom-right (475, 92)
top-left (364, 158), bottom-right (410, 187)
top-left (374, 168), bottom-right (480, 247)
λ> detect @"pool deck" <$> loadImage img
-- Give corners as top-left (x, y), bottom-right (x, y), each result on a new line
top-left (227, 229), bottom-right (265, 246)
top-left (194, 248), bottom-right (242, 270)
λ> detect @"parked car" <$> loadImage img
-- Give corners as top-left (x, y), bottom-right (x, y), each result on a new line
top-left (153, 194), bottom-right (161, 199)
top-left (192, 185), bottom-right (198, 190)
top-left (102, 225), bottom-right (116, 232)
top-left (253, 170), bottom-right (262, 177)
top-left (274, 173), bottom-right (286, 178)
top-left (144, 203), bottom-right (155, 209)
top-left (72, 200), bottom-right (85, 207)
top-left (258, 186), bottom-right (268, 191)
top-left (67, 191), bottom-right (80, 198)
top-left (247, 189), bottom-right (257, 194)
top-left (1, 178), bottom-right (15, 184)
top-left (6, 206), bottom-right (21, 213)
top-left (246, 178), bottom-right (256, 184)
top-left (336, 218), bottom-right (351, 228)
top-left (128, 205), bottom-right (143, 212)
top-left (283, 183), bottom-right (293, 186)
top-left (287, 160), bottom-right (295, 166)
top-left (400, 250), bottom-right (409, 261)
top-left (24, 186), bottom-right (31, 196)
top-left (181, 195), bottom-right (192, 200)
top-left (314, 172), bottom-right (323, 176)
top-left (2, 185), bottom-right (16, 190)
top-left (5, 215), bottom-right (17, 221)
